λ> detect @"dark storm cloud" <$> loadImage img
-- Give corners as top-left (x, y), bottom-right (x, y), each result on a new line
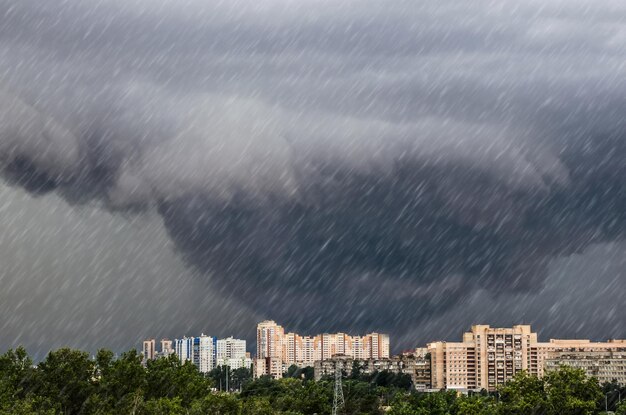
top-left (0, 0), bottom-right (624, 346)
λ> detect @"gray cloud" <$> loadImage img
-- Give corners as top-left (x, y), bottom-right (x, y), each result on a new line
top-left (0, 0), bottom-right (624, 353)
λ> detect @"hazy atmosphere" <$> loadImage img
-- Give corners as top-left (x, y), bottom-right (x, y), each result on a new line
top-left (0, 0), bottom-right (624, 359)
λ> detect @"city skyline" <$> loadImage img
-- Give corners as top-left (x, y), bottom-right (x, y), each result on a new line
top-left (138, 321), bottom-right (626, 391)
top-left (140, 320), bottom-right (626, 363)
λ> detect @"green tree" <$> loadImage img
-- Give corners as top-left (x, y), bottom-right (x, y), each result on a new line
top-left (241, 376), bottom-right (284, 399)
top-left (293, 379), bottom-right (332, 414)
top-left (457, 394), bottom-right (496, 415)
top-left (145, 354), bottom-right (211, 407)
top-left (190, 392), bottom-right (241, 415)
top-left (600, 379), bottom-right (625, 412)
top-left (399, 390), bottom-right (459, 415)
top-left (140, 397), bottom-right (185, 415)
top-left (498, 370), bottom-right (547, 415)
top-left (91, 349), bottom-right (146, 413)
top-left (232, 367), bottom-right (254, 390)
top-left (543, 365), bottom-right (602, 415)
top-left (36, 348), bottom-right (95, 414)
top-left (499, 366), bottom-right (602, 415)
top-left (0, 347), bottom-right (37, 404)
top-left (284, 365), bottom-right (314, 382)
top-left (389, 398), bottom-right (426, 415)
top-left (349, 361), bottom-right (364, 380)
top-left (342, 379), bottom-right (381, 415)
top-left (242, 396), bottom-right (274, 415)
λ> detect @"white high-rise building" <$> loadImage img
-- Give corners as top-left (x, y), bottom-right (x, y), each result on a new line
top-left (169, 334), bottom-right (253, 373)
top-left (195, 334), bottom-right (217, 373)
top-left (174, 337), bottom-right (194, 364)
top-left (217, 337), bottom-right (253, 369)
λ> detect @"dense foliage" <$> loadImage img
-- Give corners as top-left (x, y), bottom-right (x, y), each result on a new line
top-left (0, 347), bottom-right (620, 414)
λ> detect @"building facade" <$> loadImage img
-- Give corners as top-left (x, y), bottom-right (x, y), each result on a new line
top-left (195, 335), bottom-right (217, 374)
top-left (173, 334), bottom-right (217, 373)
top-left (255, 320), bottom-right (390, 378)
top-left (544, 351), bottom-right (626, 385)
top-left (142, 338), bottom-right (176, 362)
top-left (160, 339), bottom-right (174, 356)
top-left (174, 337), bottom-right (194, 364)
top-left (428, 325), bottom-right (626, 391)
top-left (143, 335), bottom-right (250, 373)
top-left (216, 337), bottom-right (253, 369)
top-left (142, 339), bottom-right (156, 362)
top-left (314, 353), bottom-right (431, 389)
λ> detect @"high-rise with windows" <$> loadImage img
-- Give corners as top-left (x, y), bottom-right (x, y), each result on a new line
top-left (142, 338), bottom-right (156, 362)
top-left (216, 337), bottom-right (252, 369)
top-left (193, 334), bottom-right (217, 373)
top-left (255, 320), bottom-right (390, 378)
top-left (160, 339), bottom-right (174, 356)
top-left (428, 324), bottom-right (626, 391)
top-left (174, 336), bottom-right (194, 364)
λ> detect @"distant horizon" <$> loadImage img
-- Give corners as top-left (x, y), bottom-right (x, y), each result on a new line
top-left (11, 320), bottom-right (626, 363)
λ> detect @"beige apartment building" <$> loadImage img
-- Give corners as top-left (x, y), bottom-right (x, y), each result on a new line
top-left (545, 351), bottom-right (626, 385)
top-left (142, 338), bottom-right (156, 362)
top-left (428, 325), bottom-right (626, 391)
top-left (255, 320), bottom-right (390, 378)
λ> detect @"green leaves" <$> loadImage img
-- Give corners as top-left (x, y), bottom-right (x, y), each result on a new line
top-left (0, 347), bottom-right (613, 415)
top-left (498, 367), bottom-right (603, 415)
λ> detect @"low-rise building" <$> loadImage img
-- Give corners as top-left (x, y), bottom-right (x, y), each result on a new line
top-left (313, 354), bottom-right (431, 389)
top-left (545, 351), bottom-right (626, 385)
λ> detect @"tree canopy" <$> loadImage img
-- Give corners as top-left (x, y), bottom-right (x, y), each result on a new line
top-left (0, 347), bottom-right (615, 415)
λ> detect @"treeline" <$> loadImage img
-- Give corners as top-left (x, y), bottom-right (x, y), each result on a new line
top-left (0, 346), bottom-right (625, 414)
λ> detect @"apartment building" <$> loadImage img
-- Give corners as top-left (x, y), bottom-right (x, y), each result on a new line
top-left (142, 338), bottom-right (156, 362)
top-left (172, 334), bottom-right (217, 373)
top-left (255, 320), bottom-right (390, 378)
top-left (531, 339), bottom-right (626, 378)
top-left (174, 336), bottom-right (194, 364)
top-left (545, 351), bottom-right (626, 385)
top-left (428, 325), bottom-right (626, 391)
top-left (195, 335), bottom-right (217, 373)
top-left (160, 339), bottom-right (174, 356)
top-left (314, 353), bottom-right (431, 389)
top-left (216, 337), bottom-right (253, 369)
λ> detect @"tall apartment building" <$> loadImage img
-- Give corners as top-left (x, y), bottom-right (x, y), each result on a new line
top-left (142, 338), bottom-right (176, 362)
top-left (142, 339), bottom-right (156, 362)
top-left (428, 325), bottom-right (626, 391)
top-left (195, 335), bottom-right (217, 373)
top-left (255, 320), bottom-right (390, 378)
top-left (216, 337), bottom-right (253, 369)
top-left (174, 336), bottom-right (194, 363)
top-left (161, 339), bottom-right (174, 356)
top-left (174, 334), bottom-right (217, 373)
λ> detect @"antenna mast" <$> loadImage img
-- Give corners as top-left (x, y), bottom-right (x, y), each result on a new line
top-left (332, 363), bottom-right (345, 415)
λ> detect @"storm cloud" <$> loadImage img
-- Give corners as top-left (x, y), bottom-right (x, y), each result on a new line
top-left (0, 0), bottom-right (624, 352)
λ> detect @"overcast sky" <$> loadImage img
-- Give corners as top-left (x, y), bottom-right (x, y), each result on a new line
top-left (0, 0), bottom-right (624, 358)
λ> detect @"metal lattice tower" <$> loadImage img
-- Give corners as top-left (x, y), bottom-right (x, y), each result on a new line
top-left (332, 364), bottom-right (345, 415)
